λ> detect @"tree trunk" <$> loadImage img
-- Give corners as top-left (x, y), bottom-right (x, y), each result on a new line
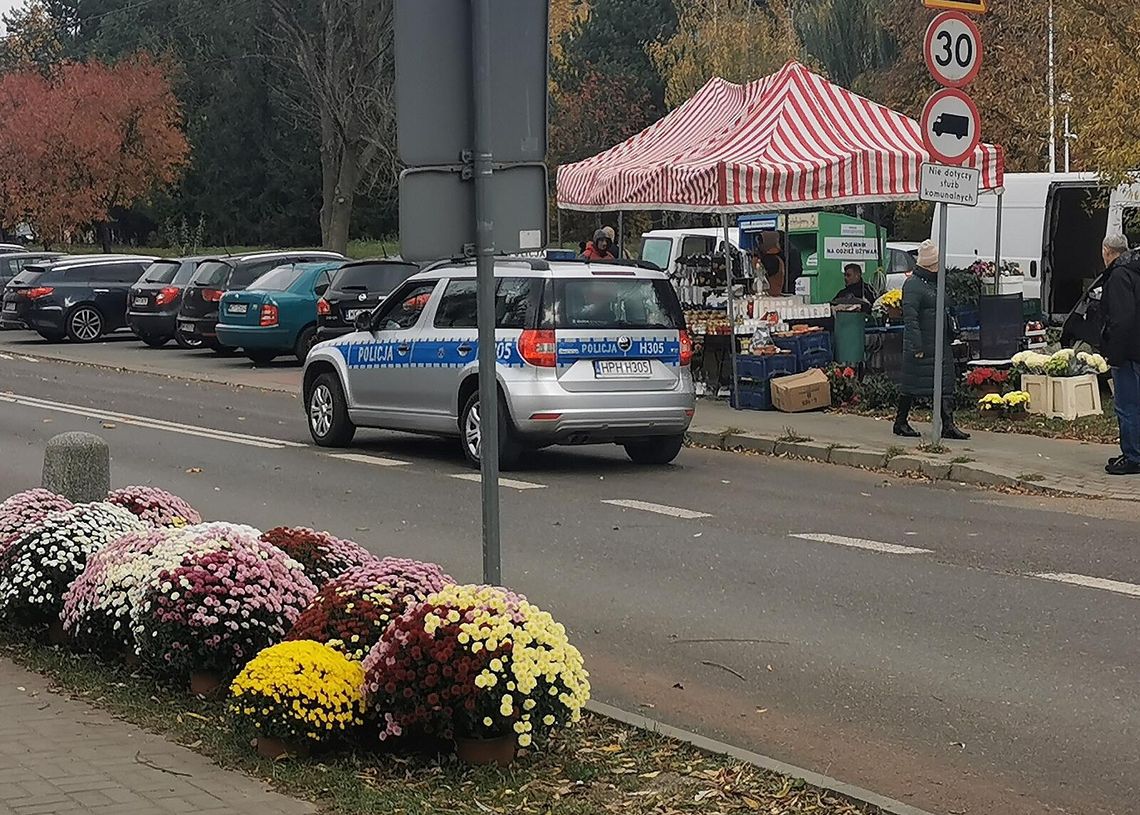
top-left (319, 145), bottom-right (359, 256)
top-left (96, 222), bottom-right (112, 253)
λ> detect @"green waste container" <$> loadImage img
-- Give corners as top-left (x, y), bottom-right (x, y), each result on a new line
top-left (834, 310), bottom-right (867, 365)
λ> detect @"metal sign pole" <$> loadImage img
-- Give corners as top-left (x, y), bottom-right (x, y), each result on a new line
top-left (994, 191), bottom-right (1003, 267)
top-left (932, 203), bottom-right (950, 443)
top-left (721, 213), bottom-right (741, 402)
top-left (472, 0), bottom-right (501, 585)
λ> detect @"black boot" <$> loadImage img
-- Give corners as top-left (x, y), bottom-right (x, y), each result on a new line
top-left (894, 395), bottom-right (920, 438)
top-left (942, 399), bottom-right (971, 440)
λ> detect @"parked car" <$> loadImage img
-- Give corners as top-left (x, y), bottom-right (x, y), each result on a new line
top-left (0, 255), bottom-right (157, 342)
top-left (0, 243), bottom-right (28, 253)
top-left (216, 261), bottom-right (344, 366)
top-left (178, 250), bottom-right (344, 353)
top-left (126, 256), bottom-right (213, 348)
top-left (302, 258), bottom-right (695, 468)
top-left (1, 251), bottom-right (66, 291)
top-left (316, 258), bottom-right (420, 342)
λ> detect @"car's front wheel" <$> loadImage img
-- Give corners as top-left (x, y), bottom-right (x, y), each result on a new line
top-left (460, 391), bottom-right (522, 471)
top-left (623, 434), bottom-right (684, 465)
top-left (66, 305), bottom-right (104, 343)
top-left (307, 372), bottom-right (355, 447)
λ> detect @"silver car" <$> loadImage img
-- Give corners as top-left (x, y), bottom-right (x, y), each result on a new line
top-left (302, 258), bottom-right (695, 468)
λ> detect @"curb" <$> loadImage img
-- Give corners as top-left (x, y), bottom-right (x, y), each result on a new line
top-left (687, 427), bottom-right (1089, 498)
top-left (588, 700), bottom-right (938, 815)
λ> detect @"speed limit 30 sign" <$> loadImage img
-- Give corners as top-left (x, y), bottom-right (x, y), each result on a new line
top-left (924, 11), bottom-right (983, 88)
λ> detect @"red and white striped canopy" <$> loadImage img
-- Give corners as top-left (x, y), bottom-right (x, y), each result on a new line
top-left (556, 61), bottom-right (1004, 213)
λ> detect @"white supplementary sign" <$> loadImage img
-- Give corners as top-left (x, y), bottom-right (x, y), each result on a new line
top-left (840, 223), bottom-right (866, 237)
top-left (518, 229), bottom-right (542, 250)
top-left (920, 163), bottom-right (980, 206)
top-left (788, 213), bottom-right (819, 231)
top-left (924, 11), bottom-right (983, 88)
top-left (921, 87), bottom-right (982, 166)
top-left (823, 236), bottom-right (879, 261)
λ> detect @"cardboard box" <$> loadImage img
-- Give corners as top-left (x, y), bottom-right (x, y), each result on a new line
top-left (770, 368), bottom-right (831, 413)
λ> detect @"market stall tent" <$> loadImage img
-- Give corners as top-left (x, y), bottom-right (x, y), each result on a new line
top-left (556, 61), bottom-right (1005, 213)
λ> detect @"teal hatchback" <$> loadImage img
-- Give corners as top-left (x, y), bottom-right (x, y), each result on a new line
top-left (216, 261), bottom-right (344, 365)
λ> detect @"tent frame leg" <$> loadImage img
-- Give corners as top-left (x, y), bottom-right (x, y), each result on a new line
top-left (721, 213), bottom-right (740, 407)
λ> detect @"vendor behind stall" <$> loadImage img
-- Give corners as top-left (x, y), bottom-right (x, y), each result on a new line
top-left (835, 263), bottom-right (878, 305)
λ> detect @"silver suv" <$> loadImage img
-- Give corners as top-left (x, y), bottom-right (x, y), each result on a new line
top-left (302, 258), bottom-right (695, 467)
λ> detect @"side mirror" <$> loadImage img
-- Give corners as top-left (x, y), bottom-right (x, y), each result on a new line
top-left (354, 311), bottom-right (373, 332)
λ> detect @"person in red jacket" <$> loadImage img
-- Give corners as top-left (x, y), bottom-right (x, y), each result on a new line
top-left (580, 229), bottom-right (616, 261)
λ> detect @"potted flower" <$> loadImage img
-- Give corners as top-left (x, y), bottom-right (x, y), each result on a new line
top-left (872, 289), bottom-right (903, 322)
top-left (364, 585), bottom-right (590, 767)
top-left (0, 503), bottom-right (144, 638)
top-left (825, 365), bottom-right (860, 406)
top-left (259, 527), bottom-right (375, 589)
top-left (229, 640), bottom-right (366, 759)
top-left (134, 527), bottom-right (316, 695)
top-left (964, 366), bottom-right (1009, 396)
top-left (287, 558), bottom-right (453, 662)
top-left (977, 390), bottom-right (1031, 418)
top-left (0, 489), bottom-right (73, 555)
top-left (107, 486), bottom-right (202, 528)
top-left (1015, 349), bottom-right (1104, 420)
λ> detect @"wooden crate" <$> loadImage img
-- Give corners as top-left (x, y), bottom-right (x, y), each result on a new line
top-left (1047, 374), bottom-right (1102, 420)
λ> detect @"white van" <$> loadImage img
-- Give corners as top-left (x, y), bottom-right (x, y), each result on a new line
top-left (932, 172), bottom-right (1140, 320)
top-left (638, 228), bottom-right (741, 276)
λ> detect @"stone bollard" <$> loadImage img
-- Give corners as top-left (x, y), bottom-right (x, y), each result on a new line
top-left (42, 432), bottom-right (110, 503)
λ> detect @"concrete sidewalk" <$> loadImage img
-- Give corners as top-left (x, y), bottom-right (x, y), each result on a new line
top-left (0, 658), bottom-right (313, 815)
top-left (689, 399), bottom-right (1140, 502)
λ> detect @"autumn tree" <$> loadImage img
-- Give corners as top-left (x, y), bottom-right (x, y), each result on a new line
top-left (0, 0), bottom-right (65, 73)
top-left (792, 0), bottom-right (897, 90)
top-left (649, 0), bottom-right (802, 109)
top-left (0, 55), bottom-right (189, 249)
top-left (269, 0), bottom-right (396, 255)
top-left (1054, 0), bottom-right (1140, 181)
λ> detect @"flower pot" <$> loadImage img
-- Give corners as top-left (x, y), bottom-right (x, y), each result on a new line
top-left (455, 735), bottom-right (516, 768)
top-left (46, 620), bottom-right (68, 646)
top-left (256, 735), bottom-right (310, 760)
top-left (973, 383), bottom-right (1003, 396)
top-left (1047, 374), bottom-right (1102, 420)
top-left (189, 670), bottom-right (224, 698)
top-left (1021, 374), bottom-right (1050, 415)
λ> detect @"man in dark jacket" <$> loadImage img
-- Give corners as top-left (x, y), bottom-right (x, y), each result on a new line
top-left (894, 240), bottom-right (969, 440)
top-left (1101, 234), bottom-right (1140, 475)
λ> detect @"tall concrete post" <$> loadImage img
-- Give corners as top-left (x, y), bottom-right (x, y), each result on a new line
top-left (42, 432), bottom-right (110, 503)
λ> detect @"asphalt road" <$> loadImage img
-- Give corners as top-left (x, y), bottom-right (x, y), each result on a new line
top-left (1, 346), bottom-right (1138, 815)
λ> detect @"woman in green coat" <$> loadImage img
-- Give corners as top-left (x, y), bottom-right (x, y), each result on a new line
top-left (894, 240), bottom-right (970, 440)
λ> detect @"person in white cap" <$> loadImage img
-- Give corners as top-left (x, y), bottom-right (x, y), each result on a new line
top-left (894, 239), bottom-right (969, 440)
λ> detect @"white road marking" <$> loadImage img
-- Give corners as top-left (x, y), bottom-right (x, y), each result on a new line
top-left (326, 452), bottom-right (410, 467)
top-left (1033, 572), bottom-right (1140, 598)
top-left (0, 353), bottom-right (12, 360)
top-left (602, 499), bottom-right (711, 519)
top-left (0, 392), bottom-right (302, 450)
top-left (19, 356), bottom-right (37, 363)
top-left (449, 473), bottom-right (547, 490)
top-left (790, 533), bottom-right (932, 555)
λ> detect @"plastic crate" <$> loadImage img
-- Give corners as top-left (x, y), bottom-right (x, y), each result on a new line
top-left (731, 371), bottom-right (795, 411)
top-left (773, 331), bottom-right (833, 359)
top-left (799, 346), bottom-right (834, 371)
top-left (735, 354), bottom-right (798, 384)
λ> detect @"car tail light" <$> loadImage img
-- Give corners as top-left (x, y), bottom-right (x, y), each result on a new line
top-left (316, 298), bottom-right (330, 316)
top-left (679, 329), bottom-right (694, 367)
top-left (260, 303), bottom-right (279, 327)
top-left (21, 287), bottom-right (54, 300)
top-left (519, 329), bottom-right (556, 368)
top-left (153, 286), bottom-right (181, 306)
top-left (202, 288), bottom-right (224, 303)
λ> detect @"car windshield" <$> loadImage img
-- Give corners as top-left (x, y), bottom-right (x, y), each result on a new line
top-left (332, 262), bottom-right (417, 294)
top-left (142, 261), bottom-right (181, 284)
top-left (192, 260), bottom-right (233, 287)
top-left (554, 278), bottom-right (684, 329)
top-left (249, 265), bottom-right (301, 291)
top-left (639, 237), bottom-right (671, 271)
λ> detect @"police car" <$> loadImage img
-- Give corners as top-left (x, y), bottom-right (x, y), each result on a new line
top-left (301, 257), bottom-right (696, 468)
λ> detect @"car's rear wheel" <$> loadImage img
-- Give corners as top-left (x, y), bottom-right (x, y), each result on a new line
top-left (247, 350), bottom-right (277, 366)
top-left (460, 391), bottom-right (522, 471)
top-left (66, 305), bottom-right (103, 343)
top-left (139, 333), bottom-right (171, 348)
top-left (623, 434), bottom-right (684, 465)
top-left (308, 372), bottom-right (355, 447)
top-left (175, 330), bottom-right (203, 349)
top-left (294, 325), bottom-right (318, 362)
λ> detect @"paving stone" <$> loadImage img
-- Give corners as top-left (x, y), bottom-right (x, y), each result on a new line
top-left (0, 659), bottom-right (315, 815)
top-left (774, 441), bottom-right (832, 461)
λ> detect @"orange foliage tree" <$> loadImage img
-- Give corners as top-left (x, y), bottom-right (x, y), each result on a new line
top-left (0, 55), bottom-right (189, 248)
